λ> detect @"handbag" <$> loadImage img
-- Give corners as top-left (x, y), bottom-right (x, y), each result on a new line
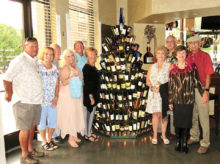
top-left (69, 77), bottom-right (82, 98)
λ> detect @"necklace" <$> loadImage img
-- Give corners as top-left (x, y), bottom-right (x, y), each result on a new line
top-left (177, 62), bottom-right (187, 69)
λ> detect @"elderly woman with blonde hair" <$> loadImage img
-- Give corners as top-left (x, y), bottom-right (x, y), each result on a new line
top-left (146, 46), bottom-right (170, 145)
top-left (57, 49), bottom-right (86, 148)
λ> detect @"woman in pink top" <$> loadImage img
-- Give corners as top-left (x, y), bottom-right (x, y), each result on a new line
top-left (57, 49), bottom-right (86, 148)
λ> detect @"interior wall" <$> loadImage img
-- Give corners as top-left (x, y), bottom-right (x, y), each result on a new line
top-left (152, 0), bottom-right (220, 14)
top-left (133, 23), bottom-right (165, 70)
top-left (127, 0), bottom-right (152, 26)
top-left (98, 0), bottom-right (117, 26)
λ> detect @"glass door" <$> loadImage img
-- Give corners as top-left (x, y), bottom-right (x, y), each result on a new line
top-left (0, 0), bottom-right (24, 150)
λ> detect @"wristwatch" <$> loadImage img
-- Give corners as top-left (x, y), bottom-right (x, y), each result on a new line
top-left (204, 88), bottom-right (209, 92)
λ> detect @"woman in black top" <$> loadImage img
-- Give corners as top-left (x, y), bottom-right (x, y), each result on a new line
top-left (83, 47), bottom-right (100, 142)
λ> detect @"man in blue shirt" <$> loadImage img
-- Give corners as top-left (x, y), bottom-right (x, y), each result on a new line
top-left (74, 41), bottom-right (88, 72)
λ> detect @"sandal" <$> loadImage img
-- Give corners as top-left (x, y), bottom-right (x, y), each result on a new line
top-left (91, 133), bottom-right (100, 139)
top-left (42, 142), bottom-right (54, 151)
top-left (152, 139), bottom-right (158, 145)
top-left (49, 141), bottom-right (59, 150)
top-left (161, 137), bottom-right (170, 145)
top-left (85, 135), bottom-right (99, 142)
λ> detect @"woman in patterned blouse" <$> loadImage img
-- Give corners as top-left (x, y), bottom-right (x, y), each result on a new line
top-left (37, 47), bottom-right (59, 151)
top-left (169, 45), bottom-right (203, 153)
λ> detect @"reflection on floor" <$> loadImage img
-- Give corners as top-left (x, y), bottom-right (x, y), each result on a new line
top-left (6, 132), bottom-right (220, 164)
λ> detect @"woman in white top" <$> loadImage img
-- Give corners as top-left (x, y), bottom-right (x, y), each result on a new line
top-left (146, 46), bottom-right (170, 145)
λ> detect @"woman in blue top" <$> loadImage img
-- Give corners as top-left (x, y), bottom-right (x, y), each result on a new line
top-left (38, 47), bottom-right (59, 151)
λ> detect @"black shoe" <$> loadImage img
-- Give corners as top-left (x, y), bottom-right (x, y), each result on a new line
top-left (181, 140), bottom-right (189, 153)
top-left (181, 128), bottom-right (189, 153)
top-left (49, 141), bottom-right (59, 149)
top-left (175, 128), bottom-right (181, 152)
top-left (175, 139), bottom-right (181, 152)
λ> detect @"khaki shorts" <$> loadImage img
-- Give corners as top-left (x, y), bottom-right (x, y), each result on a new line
top-left (13, 102), bottom-right (41, 130)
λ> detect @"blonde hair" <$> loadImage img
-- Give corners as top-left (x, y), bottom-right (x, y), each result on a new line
top-left (85, 47), bottom-right (98, 57)
top-left (155, 45), bottom-right (168, 58)
top-left (38, 46), bottom-right (55, 61)
top-left (59, 49), bottom-right (77, 68)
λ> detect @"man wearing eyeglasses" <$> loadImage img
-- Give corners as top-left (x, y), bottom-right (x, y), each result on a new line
top-left (166, 35), bottom-right (177, 64)
top-left (3, 37), bottom-right (44, 164)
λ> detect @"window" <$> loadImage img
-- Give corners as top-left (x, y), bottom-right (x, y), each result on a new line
top-left (0, 0), bottom-right (24, 135)
top-left (0, 0), bottom-right (56, 151)
top-left (31, 0), bottom-right (57, 49)
top-left (69, 0), bottom-right (95, 48)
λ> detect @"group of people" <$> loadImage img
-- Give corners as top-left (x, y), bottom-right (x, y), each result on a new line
top-left (3, 34), bottom-right (214, 163)
top-left (3, 38), bottom-right (100, 164)
top-left (146, 35), bottom-right (214, 154)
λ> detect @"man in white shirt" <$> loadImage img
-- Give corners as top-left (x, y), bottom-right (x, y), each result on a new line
top-left (3, 37), bottom-right (44, 164)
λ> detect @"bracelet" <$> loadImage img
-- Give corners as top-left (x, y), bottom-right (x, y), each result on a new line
top-left (89, 95), bottom-right (93, 98)
top-left (204, 88), bottom-right (209, 92)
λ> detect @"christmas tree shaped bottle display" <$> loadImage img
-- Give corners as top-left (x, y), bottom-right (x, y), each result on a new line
top-left (93, 8), bottom-right (152, 137)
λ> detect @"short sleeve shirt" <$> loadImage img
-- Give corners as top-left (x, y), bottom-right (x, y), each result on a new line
top-left (186, 49), bottom-right (214, 86)
top-left (75, 52), bottom-right (88, 72)
top-left (3, 52), bottom-right (44, 105)
top-left (39, 63), bottom-right (59, 106)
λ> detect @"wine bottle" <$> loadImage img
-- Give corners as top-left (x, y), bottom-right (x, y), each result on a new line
top-left (111, 121), bottom-right (116, 132)
top-left (106, 62), bottom-right (111, 71)
top-left (110, 61), bottom-right (116, 72)
top-left (119, 52), bottom-right (125, 62)
top-left (118, 42), bottom-right (124, 52)
top-left (135, 51), bottom-right (142, 62)
top-left (111, 26), bottom-right (120, 36)
top-left (100, 53), bottom-right (108, 63)
top-left (105, 120), bottom-right (111, 132)
top-left (115, 108), bottom-right (119, 121)
top-left (115, 120), bottom-right (120, 133)
top-left (126, 26), bottom-right (132, 36)
top-left (125, 43), bottom-right (131, 53)
top-left (131, 44), bottom-right (139, 51)
top-left (102, 42), bottom-right (110, 52)
top-left (129, 118), bottom-right (133, 132)
top-left (114, 51), bottom-right (120, 63)
top-left (121, 61), bottom-right (126, 71)
top-left (132, 119), bottom-right (137, 131)
top-left (144, 41), bottom-right (154, 64)
top-left (132, 107), bottom-right (138, 120)
top-left (109, 107), bottom-right (115, 121)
